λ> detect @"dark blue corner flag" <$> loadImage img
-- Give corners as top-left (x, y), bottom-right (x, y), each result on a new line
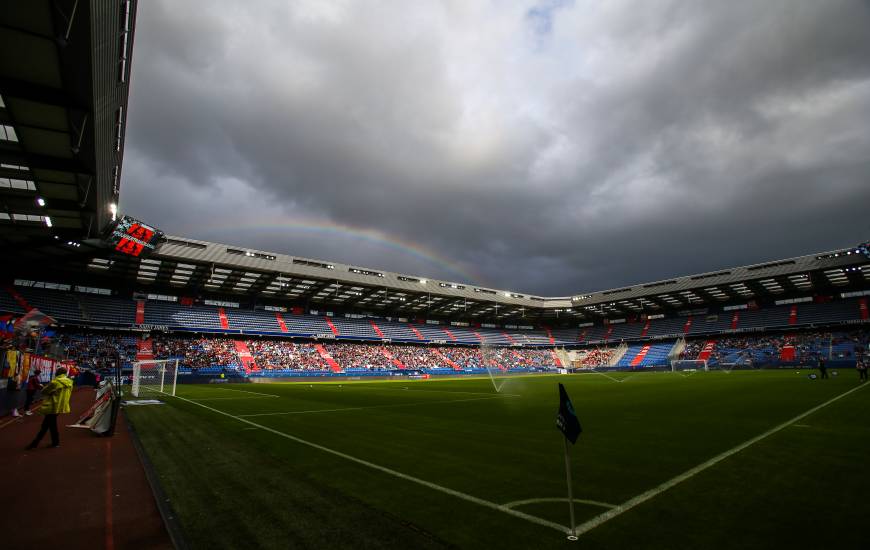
top-left (556, 383), bottom-right (582, 444)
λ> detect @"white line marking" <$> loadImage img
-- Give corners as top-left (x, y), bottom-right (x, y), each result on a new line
top-left (333, 385), bottom-right (521, 397)
top-left (237, 395), bottom-right (519, 417)
top-left (572, 382), bottom-right (869, 537)
top-left (574, 372), bottom-right (622, 383)
top-left (207, 387), bottom-right (281, 397)
top-left (191, 396), bottom-right (279, 401)
top-left (504, 497), bottom-right (616, 510)
top-left (168, 393), bottom-right (569, 534)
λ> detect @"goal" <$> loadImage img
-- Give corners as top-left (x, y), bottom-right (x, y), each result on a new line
top-left (131, 358), bottom-right (179, 398)
top-left (670, 359), bottom-right (708, 372)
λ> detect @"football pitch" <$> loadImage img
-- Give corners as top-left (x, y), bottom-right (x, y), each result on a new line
top-left (125, 371), bottom-right (870, 549)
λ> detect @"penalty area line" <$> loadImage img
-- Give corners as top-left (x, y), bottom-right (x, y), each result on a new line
top-left (169, 393), bottom-right (569, 534)
top-left (572, 381), bottom-right (870, 537)
top-left (207, 387), bottom-right (280, 397)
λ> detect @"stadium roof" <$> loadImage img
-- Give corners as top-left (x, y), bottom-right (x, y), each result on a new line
top-left (0, 0), bottom-right (135, 251)
top-left (36, 233), bottom-right (864, 324)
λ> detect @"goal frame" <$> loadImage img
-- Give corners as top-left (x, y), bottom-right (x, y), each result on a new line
top-left (131, 358), bottom-right (180, 398)
top-left (670, 359), bottom-right (708, 372)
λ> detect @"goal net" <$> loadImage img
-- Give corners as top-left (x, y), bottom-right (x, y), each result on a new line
top-left (131, 358), bottom-right (179, 398)
top-left (670, 359), bottom-right (708, 372)
top-left (481, 344), bottom-right (508, 393)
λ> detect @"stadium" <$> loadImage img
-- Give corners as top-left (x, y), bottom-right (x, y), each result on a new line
top-left (1, 2), bottom-right (869, 549)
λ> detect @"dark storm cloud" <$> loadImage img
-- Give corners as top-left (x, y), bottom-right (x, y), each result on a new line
top-left (121, 0), bottom-right (870, 296)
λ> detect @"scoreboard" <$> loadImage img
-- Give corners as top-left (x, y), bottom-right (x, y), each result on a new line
top-left (104, 216), bottom-right (164, 258)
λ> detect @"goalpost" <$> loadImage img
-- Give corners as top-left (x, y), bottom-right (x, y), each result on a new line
top-left (131, 358), bottom-right (180, 398)
top-left (670, 359), bottom-right (708, 372)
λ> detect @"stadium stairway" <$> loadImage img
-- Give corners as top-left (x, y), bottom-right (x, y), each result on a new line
top-left (780, 344), bottom-right (796, 362)
top-left (433, 349), bottom-right (462, 371)
top-left (370, 320), bottom-right (385, 338)
top-left (233, 340), bottom-right (257, 373)
top-left (730, 312), bottom-right (740, 330)
top-left (860, 298), bottom-right (869, 320)
top-left (502, 331), bottom-right (516, 344)
top-left (275, 312), bottom-right (288, 332)
top-left (683, 316), bottom-right (693, 334)
top-left (135, 299), bottom-right (145, 324)
top-left (218, 307), bottom-right (229, 330)
top-left (313, 343), bottom-right (342, 372)
top-left (550, 349), bottom-right (563, 367)
top-left (789, 305), bottom-right (798, 325)
top-left (697, 340), bottom-right (717, 361)
top-left (380, 347), bottom-right (406, 369)
top-left (641, 319), bottom-right (651, 337)
top-left (441, 327), bottom-right (457, 342)
top-left (630, 345), bottom-right (651, 367)
top-left (543, 326), bottom-right (556, 345)
top-left (325, 317), bottom-right (339, 336)
top-left (408, 324), bottom-right (425, 341)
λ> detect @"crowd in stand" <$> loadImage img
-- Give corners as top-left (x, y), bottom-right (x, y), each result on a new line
top-left (153, 337), bottom-right (242, 370)
top-left (247, 340), bottom-right (325, 371)
top-left (680, 329), bottom-right (870, 365)
top-left (58, 334), bottom-right (137, 369)
top-left (50, 328), bottom-right (869, 374)
top-left (575, 348), bottom-right (615, 367)
top-left (324, 343), bottom-right (392, 371)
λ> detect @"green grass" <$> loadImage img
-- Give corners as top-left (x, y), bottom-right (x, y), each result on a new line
top-left (125, 371), bottom-right (870, 549)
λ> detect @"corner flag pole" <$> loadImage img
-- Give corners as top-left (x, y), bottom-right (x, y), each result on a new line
top-left (556, 383), bottom-right (582, 541)
top-left (563, 436), bottom-right (578, 540)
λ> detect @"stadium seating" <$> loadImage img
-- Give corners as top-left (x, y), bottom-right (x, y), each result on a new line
top-left (2, 287), bottom-right (868, 352)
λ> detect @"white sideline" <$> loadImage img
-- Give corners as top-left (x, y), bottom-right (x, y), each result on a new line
top-left (192, 396), bottom-right (279, 401)
top-left (572, 382), bottom-right (870, 537)
top-left (169, 393), bottom-right (569, 534)
top-left (237, 394), bottom-right (518, 417)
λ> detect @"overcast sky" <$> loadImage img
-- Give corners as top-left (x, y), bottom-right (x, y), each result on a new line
top-left (121, 0), bottom-right (870, 296)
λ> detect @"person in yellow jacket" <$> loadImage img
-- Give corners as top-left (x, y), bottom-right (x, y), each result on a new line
top-left (25, 367), bottom-right (74, 449)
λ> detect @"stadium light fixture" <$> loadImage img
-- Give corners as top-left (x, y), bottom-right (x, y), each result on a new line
top-left (420, 279), bottom-right (427, 284)
top-left (109, 202), bottom-right (117, 221)
top-left (36, 197), bottom-right (45, 207)
top-left (44, 216), bottom-right (52, 227)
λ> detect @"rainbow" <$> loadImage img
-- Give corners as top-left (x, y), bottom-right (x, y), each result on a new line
top-left (174, 217), bottom-right (486, 286)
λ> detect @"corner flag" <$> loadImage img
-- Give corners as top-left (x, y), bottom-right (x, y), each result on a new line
top-left (556, 383), bottom-right (582, 444)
